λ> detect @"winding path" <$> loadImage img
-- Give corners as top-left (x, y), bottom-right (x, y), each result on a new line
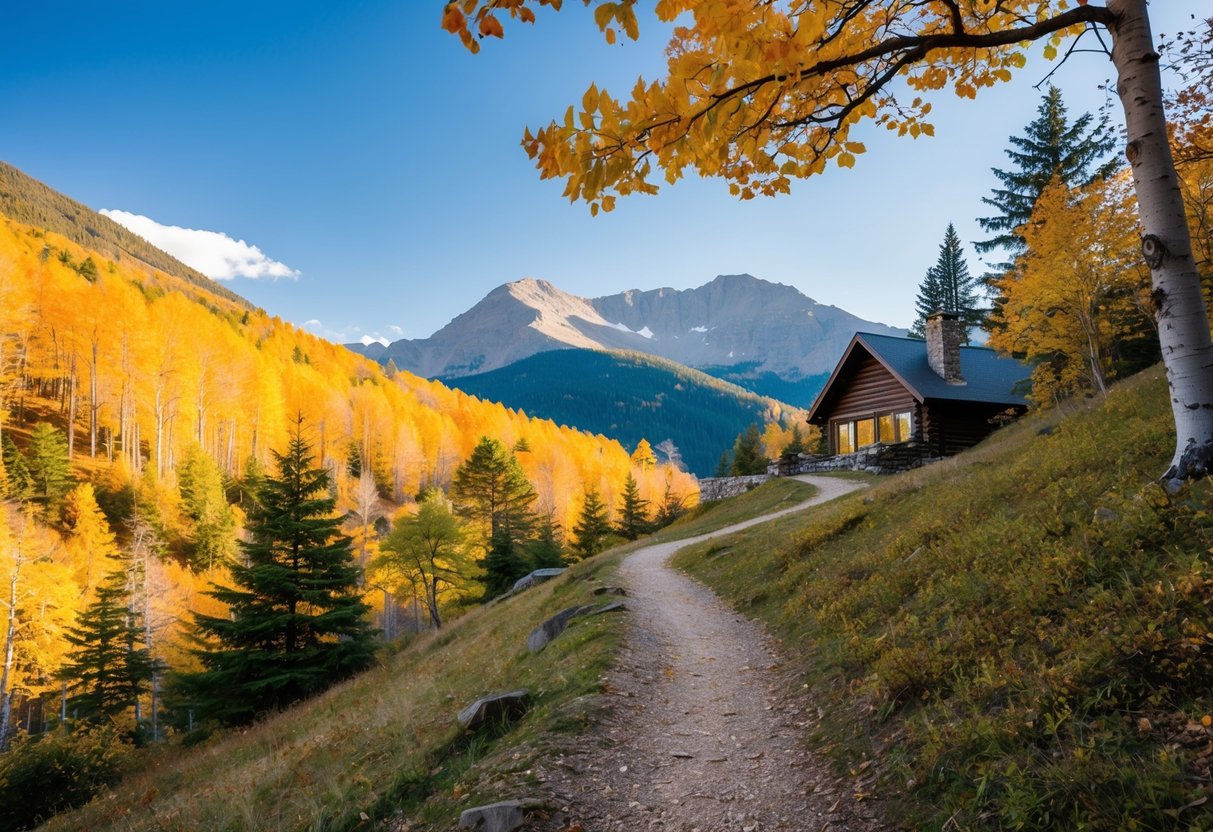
top-left (535, 475), bottom-right (878, 832)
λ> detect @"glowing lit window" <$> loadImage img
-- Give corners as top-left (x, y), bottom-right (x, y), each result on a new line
top-left (896, 411), bottom-right (913, 441)
top-left (836, 422), bottom-right (854, 454)
top-left (856, 418), bottom-right (876, 448)
top-left (878, 414), bottom-right (895, 443)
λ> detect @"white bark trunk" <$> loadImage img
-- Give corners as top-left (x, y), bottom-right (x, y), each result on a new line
top-left (0, 557), bottom-right (20, 750)
top-left (1108, 0), bottom-right (1213, 486)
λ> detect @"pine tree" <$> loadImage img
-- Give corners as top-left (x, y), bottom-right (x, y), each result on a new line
top-left (181, 424), bottom-right (376, 726)
top-left (177, 444), bottom-right (237, 571)
top-left (528, 516), bottom-right (566, 570)
top-left (480, 528), bottom-right (530, 599)
top-left (713, 450), bottom-right (732, 478)
top-left (0, 438), bottom-right (31, 501)
top-left (782, 424), bottom-right (806, 457)
top-left (654, 477), bottom-right (687, 528)
top-left (911, 224), bottom-right (984, 338)
top-left (571, 489), bottom-right (613, 559)
top-left (26, 423), bottom-right (72, 511)
top-left (976, 85), bottom-right (1119, 270)
top-left (616, 473), bottom-right (650, 541)
top-left (62, 568), bottom-right (154, 725)
top-left (731, 424), bottom-right (767, 476)
top-left (451, 437), bottom-right (537, 551)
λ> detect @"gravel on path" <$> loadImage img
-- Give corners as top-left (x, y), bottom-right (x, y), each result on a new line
top-left (531, 476), bottom-right (883, 832)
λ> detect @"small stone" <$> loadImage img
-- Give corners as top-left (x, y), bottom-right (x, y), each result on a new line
top-left (672, 751), bottom-right (694, 758)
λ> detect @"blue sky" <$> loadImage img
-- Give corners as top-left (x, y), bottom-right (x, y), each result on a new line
top-left (1, 2), bottom-right (1204, 343)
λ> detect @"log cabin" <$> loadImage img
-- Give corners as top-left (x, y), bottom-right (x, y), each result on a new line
top-left (807, 313), bottom-right (1029, 457)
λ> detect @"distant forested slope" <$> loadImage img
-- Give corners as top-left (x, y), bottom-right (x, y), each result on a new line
top-left (697, 362), bottom-right (830, 408)
top-left (0, 161), bottom-right (248, 307)
top-left (443, 349), bottom-right (801, 476)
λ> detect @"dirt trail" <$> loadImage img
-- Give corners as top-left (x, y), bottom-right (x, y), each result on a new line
top-left (534, 476), bottom-right (880, 832)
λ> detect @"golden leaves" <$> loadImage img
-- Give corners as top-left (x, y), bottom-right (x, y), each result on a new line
top-left (451, 0), bottom-right (1103, 212)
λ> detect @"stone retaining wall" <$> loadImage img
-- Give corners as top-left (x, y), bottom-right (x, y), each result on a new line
top-left (697, 475), bottom-right (772, 502)
top-left (774, 442), bottom-right (938, 476)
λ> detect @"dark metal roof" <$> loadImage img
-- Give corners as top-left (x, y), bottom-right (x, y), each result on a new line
top-left (807, 332), bottom-right (1029, 423)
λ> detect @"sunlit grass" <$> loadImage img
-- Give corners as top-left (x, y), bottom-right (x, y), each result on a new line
top-left (674, 367), bottom-right (1213, 830)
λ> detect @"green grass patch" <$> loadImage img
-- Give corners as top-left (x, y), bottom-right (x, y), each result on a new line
top-left (674, 367), bottom-right (1213, 831)
top-left (38, 555), bottom-right (627, 832)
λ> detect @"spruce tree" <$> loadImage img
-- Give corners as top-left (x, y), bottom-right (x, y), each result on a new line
top-left (451, 437), bottom-right (537, 551)
top-left (976, 85), bottom-right (1119, 270)
top-left (0, 437), bottom-right (32, 501)
top-left (616, 473), bottom-right (650, 541)
top-left (26, 423), bottom-right (72, 511)
top-left (654, 478), bottom-right (687, 528)
top-left (527, 516), bottom-right (566, 570)
top-left (62, 569), bottom-right (154, 725)
top-left (713, 450), bottom-right (732, 478)
top-left (730, 424), bottom-right (767, 476)
top-left (177, 444), bottom-right (237, 570)
top-left (911, 223), bottom-right (983, 338)
top-left (782, 424), bottom-right (806, 457)
top-left (571, 489), bottom-right (613, 559)
top-left (181, 424), bottom-right (375, 726)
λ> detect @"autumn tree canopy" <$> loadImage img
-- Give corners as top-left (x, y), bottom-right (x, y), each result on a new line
top-left (448, 0), bottom-right (1210, 486)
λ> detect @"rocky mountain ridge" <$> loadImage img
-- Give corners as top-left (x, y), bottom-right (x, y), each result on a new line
top-left (350, 274), bottom-right (907, 382)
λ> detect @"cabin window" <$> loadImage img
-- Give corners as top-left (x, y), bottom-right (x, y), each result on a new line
top-left (835, 410), bottom-right (914, 453)
top-left (878, 414), bottom-right (895, 442)
top-left (836, 422), bottom-right (854, 454)
top-left (855, 418), bottom-right (876, 448)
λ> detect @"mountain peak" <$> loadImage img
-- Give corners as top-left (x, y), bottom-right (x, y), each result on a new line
top-left (349, 274), bottom-right (907, 381)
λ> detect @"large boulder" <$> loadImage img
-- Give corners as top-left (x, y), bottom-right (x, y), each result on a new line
top-left (457, 690), bottom-right (531, 732)
top-left (511, 568), bottom-right (567, 593)
top-left (526, 604), bottom-right (594, 654)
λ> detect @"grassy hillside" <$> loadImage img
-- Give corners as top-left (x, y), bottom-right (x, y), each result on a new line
top-left (34, 478), bottom-right (819, 832)
top-left (442, 349), bottom-right (801, 475)
top-left (0, 161), bottom-right (247, 308)
top-left (673, 367), bottom-right (1213, 830)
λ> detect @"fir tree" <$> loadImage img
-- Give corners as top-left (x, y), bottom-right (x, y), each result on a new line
top-left (26, 423), bottom-right (72, 511)
top-left (616, 473), bottom-right (650, 541)
top-left (713, 450), bottom-right (732, 478)
top-left (0, 437), bottom-right (32, 501)
top-left (782, 424), bottom-right (807, 457)
top-left (654, 477), bottom-right (687, 528)
top-left (730, 424), bottom-right (767, 476)
top-left (528, 516), bottom-right (566, 570)
top-left (976, 85), bottom-right (1119, 270)
top-left (62, 568), bottom-right (154, 725)
top-left (479, 528), bottom-right (530, 599)
top-left (180, 424), bottom-right (376, 726)
top-left (571, 489), bottom-right (613, 559)
top-left (177, 444), bottom-right (237, 570)
top-left (911, 223), bottom-right (984, 338)
top-left (451, 437), bottom-right (537, 551)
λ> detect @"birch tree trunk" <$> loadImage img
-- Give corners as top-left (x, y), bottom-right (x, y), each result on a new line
top-left (1108, 0), bottom-right (1213, 487)
top-left (1, 550), bottom-right (23, 750)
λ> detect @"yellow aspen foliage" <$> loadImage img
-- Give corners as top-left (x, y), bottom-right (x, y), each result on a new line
top-left (988, 175), bottom-right (1155, 404)
top-left (62, 484), bottom-right (121, 598)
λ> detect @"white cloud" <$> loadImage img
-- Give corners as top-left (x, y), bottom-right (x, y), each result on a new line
top-left (387, 325), bottom-right (404, 337)
top-left (304, 319), bottom-right (322, 327)
top-left (100, 209), bottom-right (299, 281)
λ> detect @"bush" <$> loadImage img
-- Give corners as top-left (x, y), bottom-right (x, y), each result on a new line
top-left (0, 728), bottom-right (133, 831)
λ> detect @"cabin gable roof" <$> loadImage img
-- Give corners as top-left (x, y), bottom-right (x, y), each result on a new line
top-left (808, 332), bottom-right (1029, 424)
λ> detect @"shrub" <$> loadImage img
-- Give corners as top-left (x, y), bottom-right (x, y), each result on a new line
top-left (0, 728), bottom-right (133, 831)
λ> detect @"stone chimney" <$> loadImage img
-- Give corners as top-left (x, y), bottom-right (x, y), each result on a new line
top-left (925, 311), bottom-right (965, 384)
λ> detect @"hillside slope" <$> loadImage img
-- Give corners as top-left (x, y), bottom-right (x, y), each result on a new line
top-left (0, 161), bottom-right (247, 308)
top-left (33, 482), bottom-right (824, 832)
top-left (442, 349), bottom-right (801, 475)
top-left (673, 368), bottom-right (1213, 830)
